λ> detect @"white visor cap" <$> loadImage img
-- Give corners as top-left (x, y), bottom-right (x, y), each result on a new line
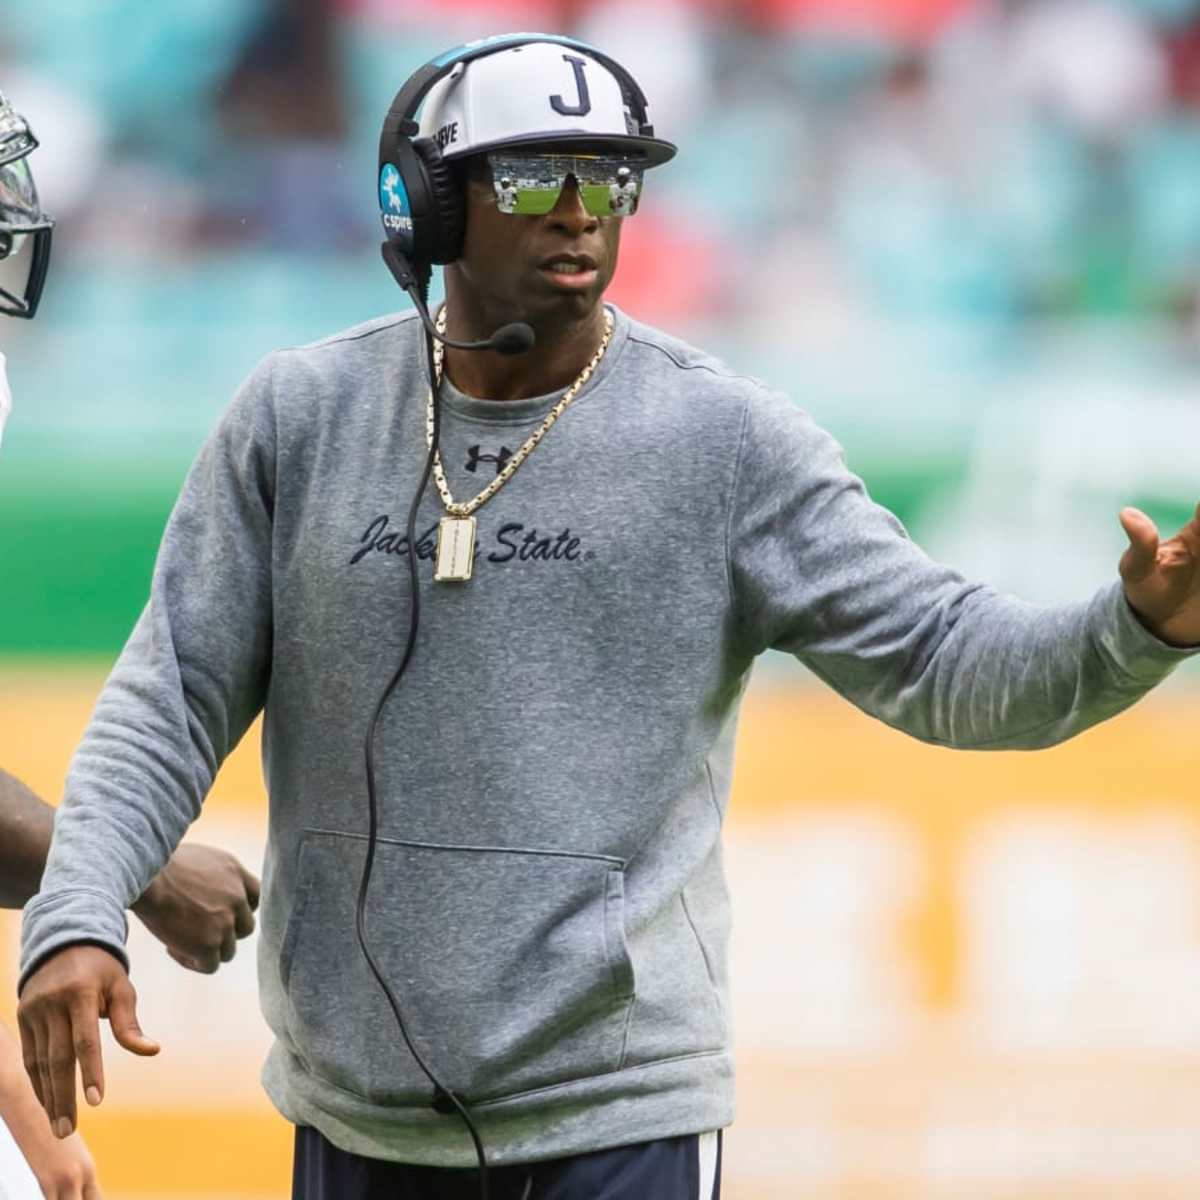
top-left (417, 42), bottom-right (676, 167)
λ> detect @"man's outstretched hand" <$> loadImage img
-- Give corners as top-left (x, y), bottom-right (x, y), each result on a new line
top-left (131, 843), bottom-right (260, 974)
top-left (17, 947), bottom-right (159, 1139)
top-left (15, 846), bottom-right (258, 1136)
top-left (1119, 503), bottom-right (1200, 648)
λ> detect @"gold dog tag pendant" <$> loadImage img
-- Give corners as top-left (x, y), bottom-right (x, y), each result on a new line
top-left (434, 516), bottom-right (476, 582)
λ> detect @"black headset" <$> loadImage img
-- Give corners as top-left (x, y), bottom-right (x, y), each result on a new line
top-left (377, 32), bottom-right (659, 279)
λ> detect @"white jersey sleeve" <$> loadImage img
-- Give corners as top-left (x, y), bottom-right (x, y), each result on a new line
top-left (0, 1111), bottom-right (43, 1200)
top-left (0, 350), bottom-right (11, 453)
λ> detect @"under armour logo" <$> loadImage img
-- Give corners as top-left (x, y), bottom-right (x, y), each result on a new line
top-left (465, 444), bottom-right (513, 476)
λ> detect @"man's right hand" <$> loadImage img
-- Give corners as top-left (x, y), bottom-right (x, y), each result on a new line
top-left (16, 947), bottom-right (159, 1138)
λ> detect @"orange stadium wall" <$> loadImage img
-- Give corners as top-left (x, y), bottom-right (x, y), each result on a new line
top-left (3, 665), bottom-right (1199, 1199)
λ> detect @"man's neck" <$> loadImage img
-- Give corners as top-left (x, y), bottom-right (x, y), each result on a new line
top-left (440, 301), bottom-right (608, 403)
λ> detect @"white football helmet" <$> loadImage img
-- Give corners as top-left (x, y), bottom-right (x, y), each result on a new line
top-left (0, 89), bottom-right (53, 320)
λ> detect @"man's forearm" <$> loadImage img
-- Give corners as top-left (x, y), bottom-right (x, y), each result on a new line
top-left (0, 769), bottom-right (54, 909)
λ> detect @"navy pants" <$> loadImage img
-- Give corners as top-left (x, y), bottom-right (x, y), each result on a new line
top-left (292, 1124), bottom-right (723, 1200)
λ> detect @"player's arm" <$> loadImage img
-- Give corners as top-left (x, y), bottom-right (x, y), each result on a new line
top-left (17, 355), bottom-right (279, 1138)
top-left (728, 390), bottom-right (1197, 749)
top-left (0, 769), bottom-right (53, 909)
top-left (0, 767), bottom-right (259, 973)
top-left (0, 1022), bottom-right (101, 1199)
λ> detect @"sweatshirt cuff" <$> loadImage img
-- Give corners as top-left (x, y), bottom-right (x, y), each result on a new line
top-left (1092, 581), bottom-right (1198, 686)
top-left (18, 888), bottom-right (130, 995)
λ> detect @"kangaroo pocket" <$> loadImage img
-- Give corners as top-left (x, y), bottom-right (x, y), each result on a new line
top-left (279, 829), bottom-right (636, 1105)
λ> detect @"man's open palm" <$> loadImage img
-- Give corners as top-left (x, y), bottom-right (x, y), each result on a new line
top-left (1119, 503), bottom-right (1200, 648)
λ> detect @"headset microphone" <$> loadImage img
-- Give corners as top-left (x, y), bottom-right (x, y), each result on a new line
top-left (486, 322), bottom-right (536, 355)
top-left (381, 242), bottom-right (535, 356)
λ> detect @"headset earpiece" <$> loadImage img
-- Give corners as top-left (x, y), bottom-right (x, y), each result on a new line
top-left (411, 137), bottom-right (465, 265)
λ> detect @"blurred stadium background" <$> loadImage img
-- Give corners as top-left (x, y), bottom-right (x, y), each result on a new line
top-left (1, 0), bottom-right (1199, 1196)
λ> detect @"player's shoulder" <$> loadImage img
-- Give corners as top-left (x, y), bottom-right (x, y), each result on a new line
top-left (615, 308), bottom-right (775, 405)
top-left (235, 312), bottom-right (421, 407)
top-left (272, 311), bottom-right (421, 367)
top-left (613, 310), bottom-right (825, 456)
top-left (217, 313), bottom-right (421, 437)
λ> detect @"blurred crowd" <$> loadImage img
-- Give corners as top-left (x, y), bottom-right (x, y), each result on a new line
top-left (6, 0), bottom-right (1200, 339)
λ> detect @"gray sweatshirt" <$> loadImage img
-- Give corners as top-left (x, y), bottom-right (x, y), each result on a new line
top-left (19, 306), bottom-right (1194, 1166)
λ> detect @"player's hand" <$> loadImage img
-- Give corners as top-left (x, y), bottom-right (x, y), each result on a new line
top-left (25, 1128), bottom-right (102, 1200)
top-left (17, 946), bottom-right (159, 1138)
top-left (1, 1023), bottom-right (103, 1197)
top-left (131, 843), bottom-right (260, 974)
top-left (1119, 503), bottom-right (1200, 647)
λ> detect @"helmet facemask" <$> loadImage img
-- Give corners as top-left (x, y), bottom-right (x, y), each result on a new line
top-left (0, 94), bottom-right (53, 319)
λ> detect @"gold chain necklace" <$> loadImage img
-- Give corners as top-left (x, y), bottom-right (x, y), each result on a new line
top-left (426, 304), bottom-right (614, 582)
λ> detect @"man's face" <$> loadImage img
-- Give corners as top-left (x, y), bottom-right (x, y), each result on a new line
top-left (449, 144), bottom-right (626, 328)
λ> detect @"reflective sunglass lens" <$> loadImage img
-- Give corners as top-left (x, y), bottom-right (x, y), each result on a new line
top-left (488, 153), bottom-right (644, 217)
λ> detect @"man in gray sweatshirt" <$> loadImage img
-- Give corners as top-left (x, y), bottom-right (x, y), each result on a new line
top-left (15, 33), bottom-right (1200, 1200)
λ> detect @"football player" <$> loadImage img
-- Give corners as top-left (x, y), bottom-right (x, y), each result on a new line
top-left (0, 89), bottom-right (260, 1200)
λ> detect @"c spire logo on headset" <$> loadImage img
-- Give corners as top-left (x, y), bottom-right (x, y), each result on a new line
top-left (379, 163), bottom-right (413, 238)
